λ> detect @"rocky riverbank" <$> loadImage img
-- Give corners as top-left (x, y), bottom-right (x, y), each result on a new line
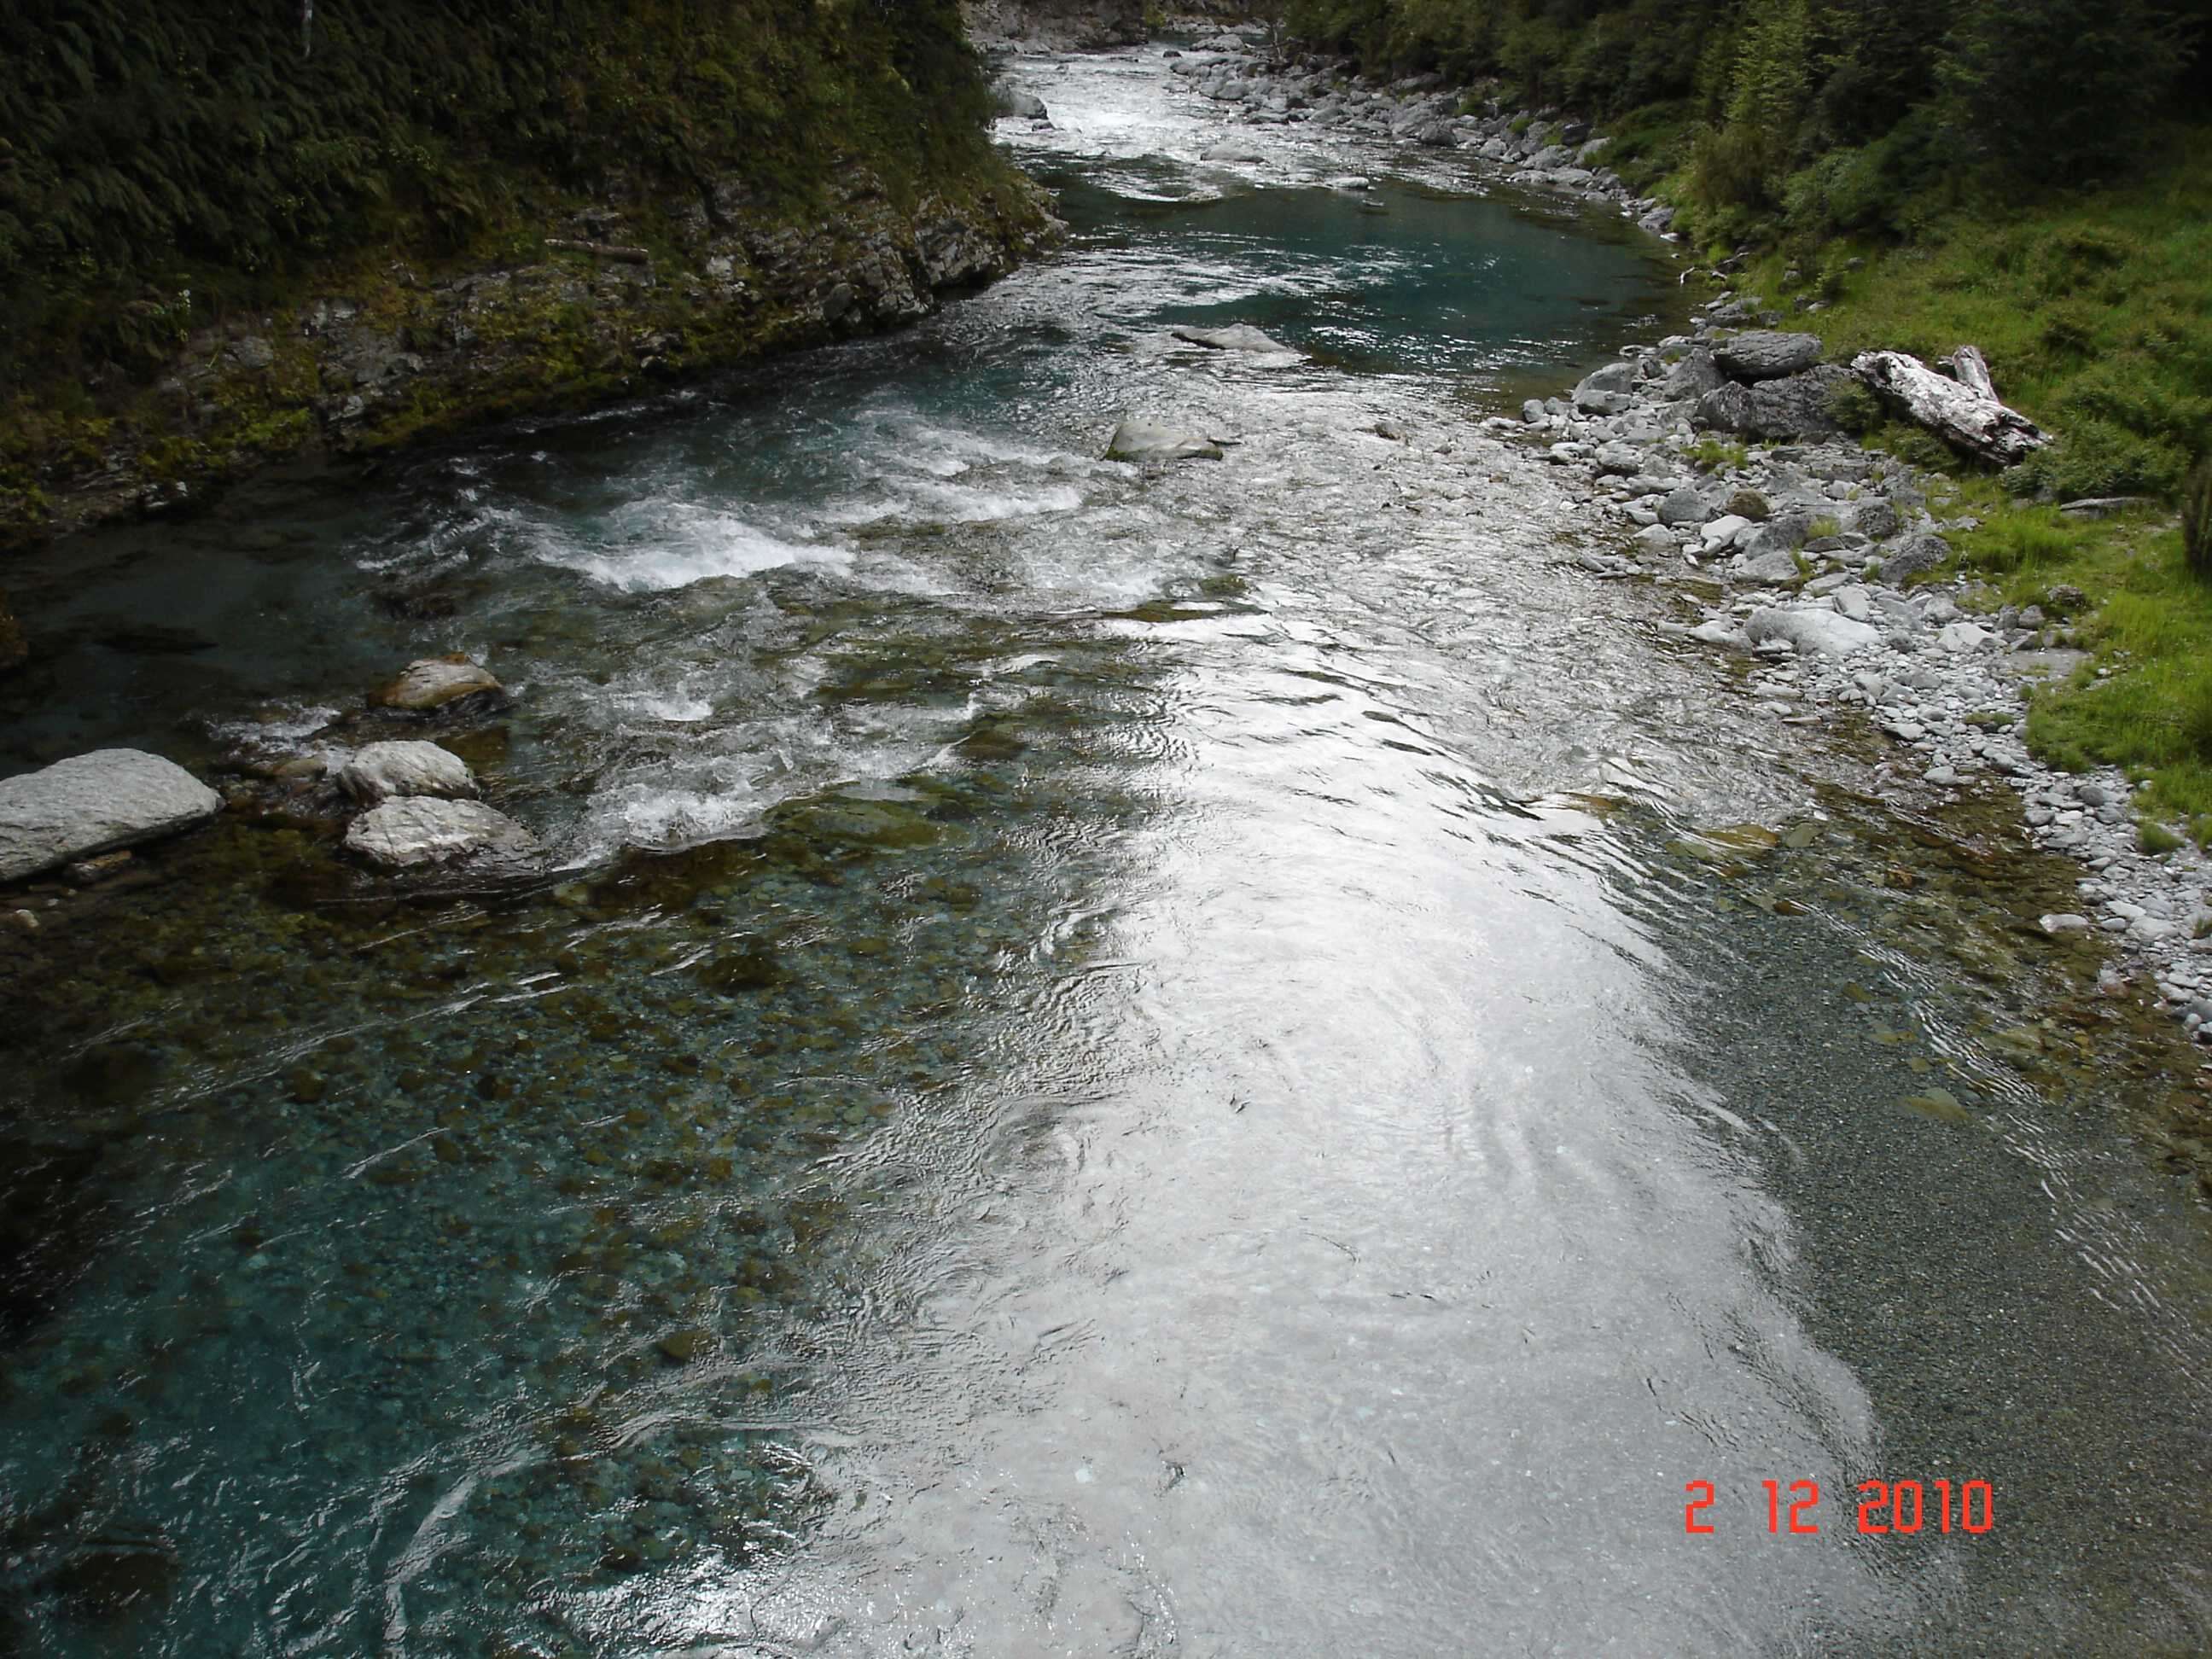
top-left (0, 166), bottom-right (1059, 572)
top-left (1149, 22), bottom-right (2212, 1057)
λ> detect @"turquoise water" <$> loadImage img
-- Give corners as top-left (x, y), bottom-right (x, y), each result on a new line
top-left (1, 44), bottom-right (2207, 1658)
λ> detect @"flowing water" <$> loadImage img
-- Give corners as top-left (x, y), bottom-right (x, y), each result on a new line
top-left (1, 44), bottom-right (2208, 1659)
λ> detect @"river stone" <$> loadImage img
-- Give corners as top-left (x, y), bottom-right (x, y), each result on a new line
top-left (343, 798), bottom-right (537, 868)
top-left (1714, 330), bottom-right (1825, 382)
top-left (1744, 606), bottom-right (1880, 659)
top-left (1880, 533), bottom-right (1950, 586)
top-left (1656, 487), bottom-right (1712, 527)
top-left (991, 81), bottom-right (1047, 119)
top-left (369, 654), bottom-right (504, 713)
top-left (1169, 323), bottom-right (1296, 356)
top-left (1200, 143), bottom-right (1267, 163)
top-left (1661, 351), bottom-right (1725, 402)
top-left (0, 749), bottom-right (223, 882)
top-left (1106, 421), bottom-right (1224, 463)
top-left (336, 741), bottom-right (477, 805)
top-left (1573, 361), bottom-right (1638, 416)
top-left (1695, 368), bottom-right (1852, 441)
top-left (1849, 498), bottom-right (1902, 540)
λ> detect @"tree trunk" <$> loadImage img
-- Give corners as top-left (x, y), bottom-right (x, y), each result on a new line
top-left (1853, 350), bottom-right (2048, 467)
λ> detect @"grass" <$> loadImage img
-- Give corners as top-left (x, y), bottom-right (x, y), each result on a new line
top-left (1742, 136), bottom-right (2212, 504)
top-left (1929, 486), bottom-right (2212, 839)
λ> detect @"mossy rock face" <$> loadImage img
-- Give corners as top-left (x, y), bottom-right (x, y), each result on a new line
top-left (0, 2), bottom-right (1062, 554)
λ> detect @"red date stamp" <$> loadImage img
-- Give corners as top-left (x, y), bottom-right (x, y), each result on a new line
top-left (1684, 1479), bottom-right (1994, 1534)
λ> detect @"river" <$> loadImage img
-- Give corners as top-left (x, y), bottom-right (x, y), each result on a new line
top-left (0, 42), bottom-right (2207, 1659)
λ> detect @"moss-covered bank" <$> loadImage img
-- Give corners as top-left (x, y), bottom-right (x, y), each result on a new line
top-left (0, 1), bottom-right (1061, 595)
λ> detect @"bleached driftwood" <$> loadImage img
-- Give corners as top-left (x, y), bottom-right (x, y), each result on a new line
top-left (1854, 349), bottom-right (2047, 466)
top-left (1939, 344), bottom-right (1998, 400)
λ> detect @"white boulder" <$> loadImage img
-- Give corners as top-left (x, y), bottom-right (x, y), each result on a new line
top-left (0, 749), bottom-right (222, 882)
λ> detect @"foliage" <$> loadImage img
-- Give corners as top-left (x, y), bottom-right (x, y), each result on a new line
top-left (2185, 458), bottom-right (2212, 580)
top-left (0, 0), bottom-right (997, 383)
top-left (1281, 0), bottom-right (2206, 238)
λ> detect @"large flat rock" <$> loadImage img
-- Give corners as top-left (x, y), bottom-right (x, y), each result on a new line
top-left (343, 797), bottom-right (537, 869)
top-left (0, 749), bottom-right (222, 882)
top-left (337, 740), bottom-right (477, 805)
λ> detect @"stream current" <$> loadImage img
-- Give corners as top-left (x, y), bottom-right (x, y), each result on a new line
top-left (1, 44), bottom-right (2208, 1659)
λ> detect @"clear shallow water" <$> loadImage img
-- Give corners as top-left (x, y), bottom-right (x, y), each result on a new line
top-left (1, 44), bottom-right (2208, 1659)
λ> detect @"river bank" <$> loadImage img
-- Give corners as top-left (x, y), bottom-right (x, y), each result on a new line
top-left (1128, 20), bottom-right (2212, 1129)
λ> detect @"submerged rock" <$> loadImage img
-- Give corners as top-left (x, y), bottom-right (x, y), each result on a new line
top-left (0, 749), bottom-right (223, 882)
top-left (991, 80), bottom-right (1048, 120)
top-left (367, 654), bottom-right (504, 713)
top-left (1106, 421), bottom-right (1225, 463)
top-left (336, 741), bottom-right (477, 805)
top-left (1170, 323), bottom-right (1295, 356)
top-left (342, 798), bottom-right (536, 868)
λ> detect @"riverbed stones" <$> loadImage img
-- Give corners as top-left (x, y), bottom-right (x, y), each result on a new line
top-left (1656, 486), bottom-right (1712, 527)
top-left (1714, 330), bottom-right (1825, 381)
top-left (342, 798), bottom-right (537, 868)
top-left (368, 654), bottom-right (504, 713)
top-left (1106, 421), bottom-right (1224, 463)
top-left (336, 741), bottom-right (478, 805)
top-left (0, 749), bottom-right (223, 882)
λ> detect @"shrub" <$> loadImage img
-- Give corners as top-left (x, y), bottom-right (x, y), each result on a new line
top-left (1826, 377), bottom-right (1884, 435)
top-left (2022, 418), bottom-right (2191, 501)
top-left (2185, 457), bottom-right (2212, 580)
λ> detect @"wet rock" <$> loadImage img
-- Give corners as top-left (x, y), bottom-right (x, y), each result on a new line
top-left (991, 80), bottom-right (1047, 120)
top-left (367, 654), bottom-right (505, 714)
top-left (1744, 606), bottom-right (1880, 659)
top-left (656, 1328), bottom-right (715, 1364)
top-left (1199, 143), bottom-right (1268, 163)
top-left (1713, 330), bottom-right (1825, 382)
top-left (1106, 421), bottom-right (1224, 463)
top-left (63, 849), bottom-right (135, 885)
top-left (1170, 323), bottom-right (1295, 356)
top-left (0, 750), bottom-right (223, 883)
top-left (342, 798), bottom-right (537, 868)
top-left (336, 741), bottom-right (477, 806)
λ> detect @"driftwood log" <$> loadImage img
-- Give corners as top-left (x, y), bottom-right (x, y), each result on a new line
top-left (1853, 348), bottom-right (2047, 466)
top-left (1938, 344), bottom-right (1998, 400)
top-left (543, 238), bottom-right (651, 265)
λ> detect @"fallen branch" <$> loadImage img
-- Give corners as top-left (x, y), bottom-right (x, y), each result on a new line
top-left (1853, 349), bottom-right (2048, 467)
top-left (543, 238), bottom-right (650, 265)
top-left (1939, 344), bottom-right (1998, 400)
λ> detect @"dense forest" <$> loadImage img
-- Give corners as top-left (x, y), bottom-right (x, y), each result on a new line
top-left (0, 0), bottom-right (998, 383)
top-left (1284, 0), bottom-right (2209, 235)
